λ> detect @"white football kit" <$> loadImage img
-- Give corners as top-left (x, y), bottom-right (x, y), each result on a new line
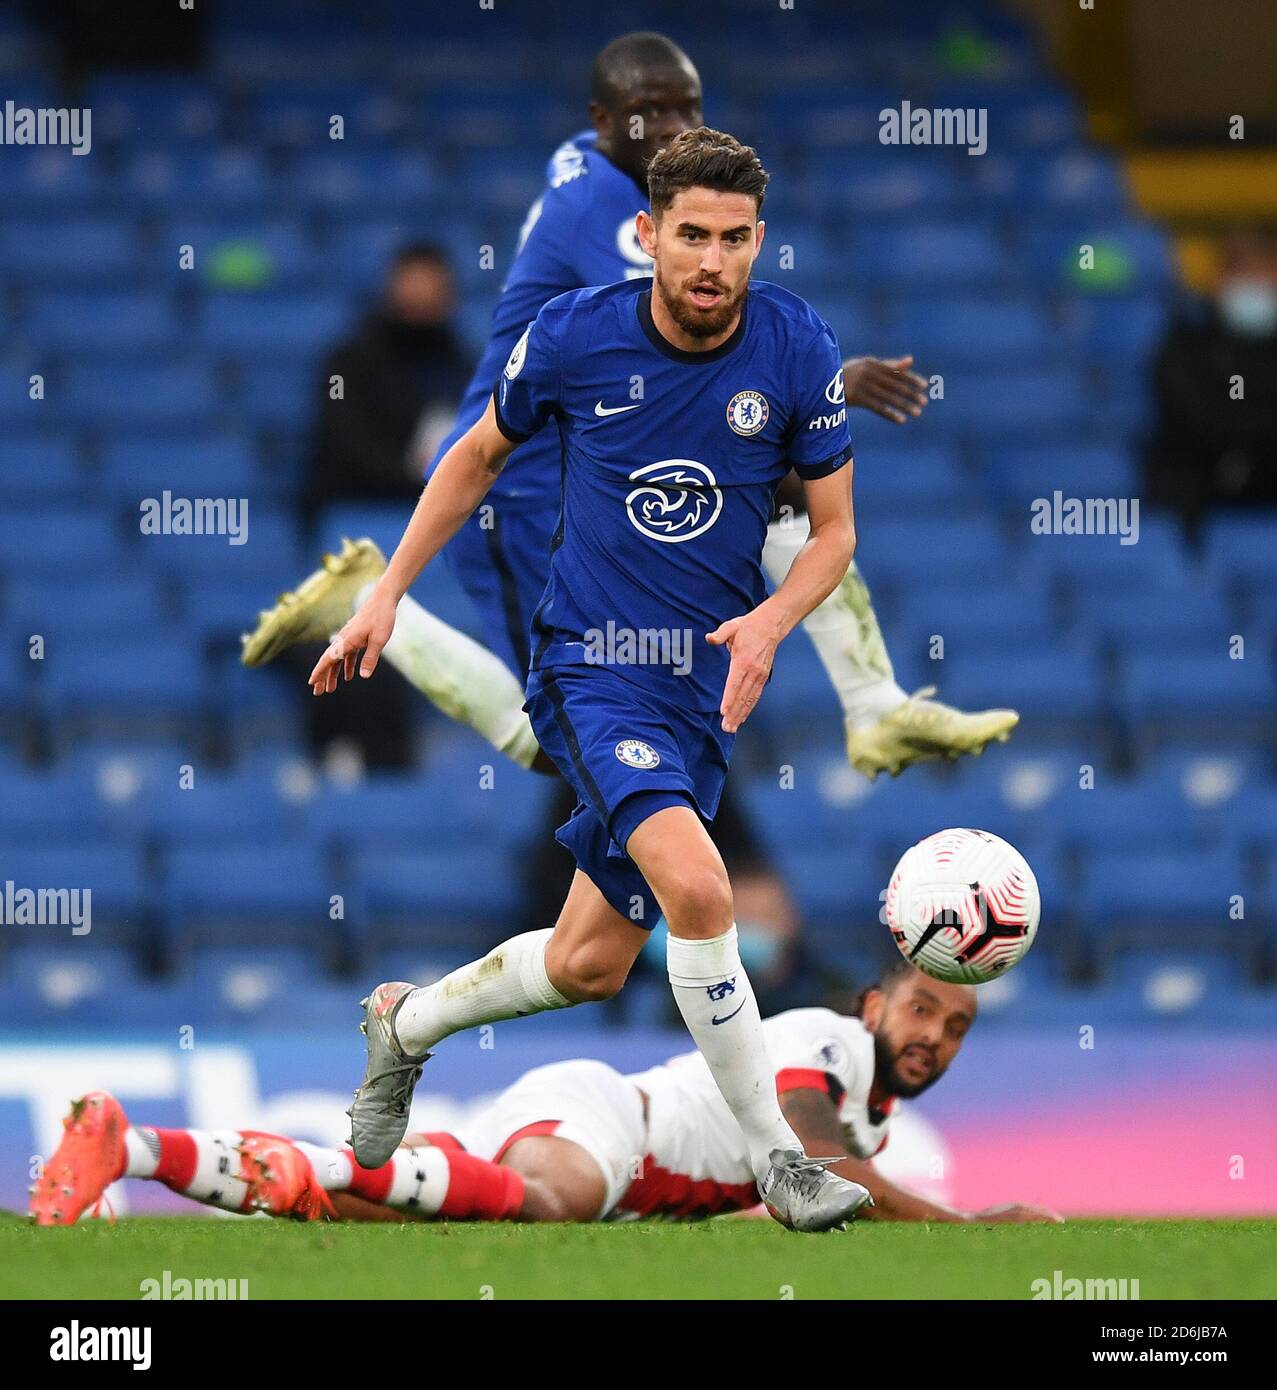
top-left (453, 1009), bottom-right (896, 1220)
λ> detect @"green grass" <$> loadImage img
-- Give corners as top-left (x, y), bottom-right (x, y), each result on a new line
top-left (3, 1215), bottom-right (1273, 1300)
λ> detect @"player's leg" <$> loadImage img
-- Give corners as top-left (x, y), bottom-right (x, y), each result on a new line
top-left (763, 486), bottom-right (1018, 779)
top-left (293, 1133), bottom-right (525, 1221)
top-left (623, 803), bottom-right (871, 1230)
top-left (349, 872), bottom-right (647, 1167)
top-left (30, 1093), bottom-right (332, 1224)
top-left (622, 804), bottom-right (798, 1175)
top-left (242, 536), bottom-right (543, 769)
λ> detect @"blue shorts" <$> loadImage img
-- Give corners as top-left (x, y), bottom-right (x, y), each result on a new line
top-left (524, 665), bottom-right (735, 926)
top-left (444, 499), bottom-right (559, 679)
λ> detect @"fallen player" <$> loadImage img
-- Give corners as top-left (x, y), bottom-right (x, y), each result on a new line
top-left (31, 963), bottom-right (1059, 1228)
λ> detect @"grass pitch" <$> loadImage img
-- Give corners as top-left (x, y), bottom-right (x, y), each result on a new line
top-left (2, 1214), bottom-right (1273, 1300)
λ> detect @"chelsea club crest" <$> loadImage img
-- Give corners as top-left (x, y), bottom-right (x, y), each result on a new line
top-left (615, 739), bottom-right (661, 769)
top-left (726, 390), bottom-right (769, 436)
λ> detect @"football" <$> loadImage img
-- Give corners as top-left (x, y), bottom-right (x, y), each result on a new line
top-left (884, 829), bottom-right (1040, 984)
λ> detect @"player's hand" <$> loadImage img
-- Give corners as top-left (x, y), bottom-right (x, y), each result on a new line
top-left (970, 1203), bottom-right (1065, 1224)
top-left (307, 587), bottom-right (398, 695)
top-left (707, 611), bottom-right (780, 734)
top-left (842, 355), bottom-right (928, 424)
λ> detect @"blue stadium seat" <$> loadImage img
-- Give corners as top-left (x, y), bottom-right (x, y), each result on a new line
top-left (165, 843), bottom-right (334, 942)
top-left (939, 646), bottom-right (1106, 736)
top-left (253, 86), bottom-right (411, 148)
top-left (0, 507), bottom-right (127, 573)
top-left (1066, 295), bottom-right (1169, 364)
top-left (1080, 587), bottom-right (1233, 651)
top-left (850, 221), bottom-right (1017, 290)
top-left (124, 148), bottom-right (272, 212)
top-left (0, 768), bottom-right (102, 844)
top-left (895, 583), bottom-right (1057, 663)
top-left (800, 156), bottom-right (963, 216)
top-left (5, 575), bottom-right (171, 636)
top-left (1120, 651), bottom-right (1275, 743)
top-left (96, 436), bottom-right (262, 505)
top-left (0, 437), bottom-right (82, 503)
top-left (1025, 222), bottom-right (1174, 289)
top-left (923, 367), bottom-right (1086, 436)
top-left (0, 844), bottom-right (150, 940)
top-left (1203, 514), bottom-right (1277, 592)
top-left (849, 443), bottom-right (968, 517)
top-left (1, 218), bottom-right (144, 284)
top-left (85, 74), bottom-right (222, 147)
top-left (3, 148), bottom-right (107, 211)
top-left (979, 444), bottom-right (1137, 512)
top-left (41, 637), bottom-right (209, 744)
top-left (289, 151), bottom-right (440, 214)
top-left (880, 298), bottom-right (1053, 359)
top-left (1027, 151), bottom-right (1129, 213)
top-left (198, 292), bottom-right (352, 356)
top-left (26, 291), bottom-right (183, 357)
top-left (232, 363), bottom-right (314, 430)
top-left (1023, 516), bottom-right (1192, 595)
top-left (139, 509), bottom-right (302, 582)
top-left (1079, 847), bottom-right (1251, 953)
top-left (61, 362), bottom-right (221, 428)
top-left (5, 946), bottom-right (190, 1026)
top-left (352, 845), bottom-right (524, 938)
top-left (161, 218), bottom-right (323, 288)
top-left (851, 515), bottom-right (1016, 590)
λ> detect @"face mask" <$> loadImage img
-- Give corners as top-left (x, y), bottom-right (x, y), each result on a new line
top-left (1218, 280), bottom-right (1277, 337)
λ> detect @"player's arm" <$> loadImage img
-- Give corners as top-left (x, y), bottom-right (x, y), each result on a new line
top-left (781, 1087), bottom-right (1062, 1224)
top-left (708, 462), bottom-right (854, 733)
top-left (308, 397), bottom-right (516, 694)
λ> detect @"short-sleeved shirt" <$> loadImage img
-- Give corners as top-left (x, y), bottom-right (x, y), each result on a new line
top-left (620, 1009), bottom-right (894, 1218)
top-left (493, 277), bottom-right (852, 712)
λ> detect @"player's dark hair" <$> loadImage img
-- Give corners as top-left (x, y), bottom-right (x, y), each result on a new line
top-left (646, 126), bottom-right (769, 218)
top-left (591, 31), bottom-right (693, 106)
top-left (852, 959), bottom-right (916, 1018)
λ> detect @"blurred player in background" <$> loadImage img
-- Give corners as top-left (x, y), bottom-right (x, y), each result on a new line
top-left (33, 965), bottom-right (1060, 1227)
top-left (244, 31), bottom-right (1017, 781)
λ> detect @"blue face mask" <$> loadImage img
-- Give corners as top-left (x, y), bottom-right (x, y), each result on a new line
top-left (1219, 280), bottom-right (1277, 337)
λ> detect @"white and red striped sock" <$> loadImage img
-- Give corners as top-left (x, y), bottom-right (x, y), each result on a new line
top-left (124, 1126), bottom-right (253, 1213)
top-left (295, 1135), bottom-right (525, 1220)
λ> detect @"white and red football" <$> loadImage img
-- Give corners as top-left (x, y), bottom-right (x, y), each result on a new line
top-left (884, 829), bottom-right (1040, 984)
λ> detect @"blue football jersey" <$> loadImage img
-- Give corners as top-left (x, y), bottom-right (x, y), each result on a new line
top-left (430, 131), bottom-right (651, 502)
top-left (493, 278), bottom-right (853, 712)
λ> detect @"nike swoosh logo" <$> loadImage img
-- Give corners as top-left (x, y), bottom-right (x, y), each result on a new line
top-left (711, 1000), bottom-right (746, 1026)
top-left (594, 401), bottom-right (640, 417)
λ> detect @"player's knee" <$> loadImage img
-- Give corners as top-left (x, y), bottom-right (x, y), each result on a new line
top-left (658, 863), bottom-right (734, 936)
top-left (552, 941), bottom-right (630, 1002)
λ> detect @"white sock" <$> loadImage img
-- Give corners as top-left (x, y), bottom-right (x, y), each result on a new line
top-left (357, 583), bottom-right (540, 769)
top-left (125, 1126), bottom-right (251, 1212)
top-left (666, 926), bottom-right (801, 1182)
top-left (294, 1143), bottom-right (452, 1213)
top-left (762, 517), bottom-right (907, 728)
top-left (394, 927), bottom-right (573, 1054)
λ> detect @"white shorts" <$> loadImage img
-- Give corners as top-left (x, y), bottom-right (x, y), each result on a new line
top-left (456, 1059), bottom-right (648, 1220)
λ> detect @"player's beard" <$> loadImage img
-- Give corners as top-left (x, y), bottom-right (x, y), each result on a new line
top-left (872, 1029), bottom-right (944, 1101)
top-left (653, 264), bottom-right (744, 340)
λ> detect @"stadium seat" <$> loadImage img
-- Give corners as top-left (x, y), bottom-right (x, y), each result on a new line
top-left (0, 218), bottom-right (144, 284)
top-left (164, 843), bottom-right (335, 947)
top-left (1120, 651), bottom-right (1275, 747)
top-left (880, 298), bottom-right (1054, 360)
top-left (197, 292), bottom-right (352, 356)
top-left (96, 435), bottom-right (263, 506)
top-left (1203, 514), bottom-right (1277, 593)
top-left (26, 291), bottom-right (184, 358)
top-left (0, 437), bottom-right (83, 503)
top-left (978, 444), bottom-right (1138, 513)
top-left (61, 362), bottom-right (221, 428)
top-left (0, 844), bottom-right (151, 943)
top-left (0, 507), bottom-right (129, 573)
